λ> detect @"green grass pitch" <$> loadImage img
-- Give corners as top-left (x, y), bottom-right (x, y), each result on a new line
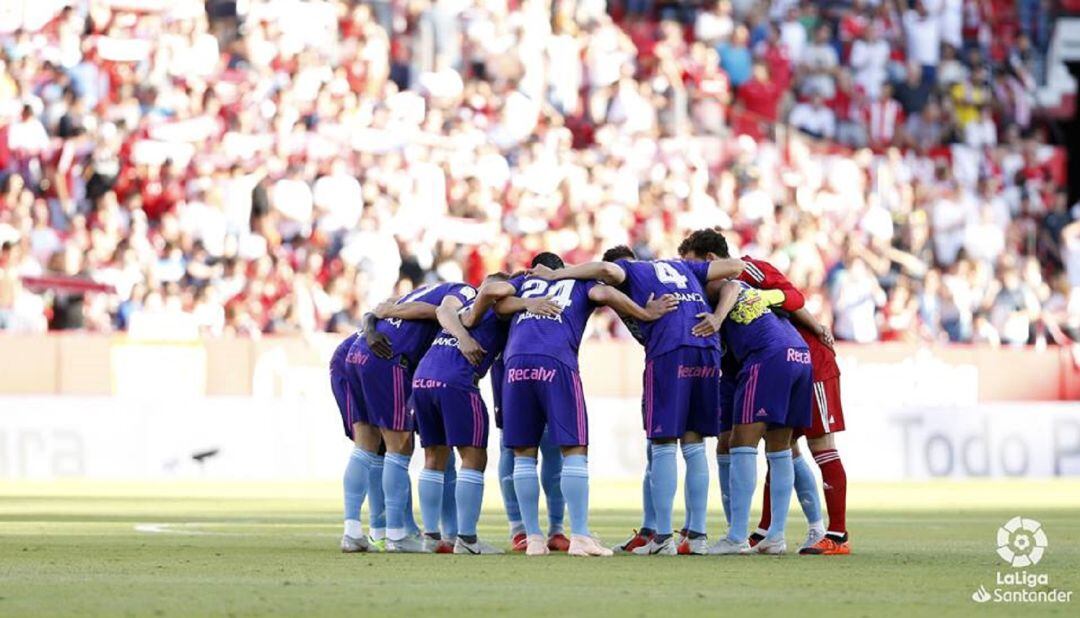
top-left (1, 480), bottom-right (1078, 616)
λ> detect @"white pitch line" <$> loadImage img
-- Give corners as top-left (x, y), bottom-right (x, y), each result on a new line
top-left (134, 523), bottom-right (229, 536)
top-left (134, 522), bottom-right (333, 537)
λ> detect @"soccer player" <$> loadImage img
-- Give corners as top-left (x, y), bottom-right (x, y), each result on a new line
top-left (697, 279), bottom-right (813, 555)
top-left (504, 252), bottom-right (677, 557)
top-left (350, 280), bottom-right (478, 553)
top-left (492, 354), bottom-right (570, 552)
top-left (411, 273), bottom-right (562, 554)
top-left (679, 228), bottom-right (849, 555)
top-left (531, 247), bottom-right (745, 555)
top-left (330, 331), bottom-right (372, 552)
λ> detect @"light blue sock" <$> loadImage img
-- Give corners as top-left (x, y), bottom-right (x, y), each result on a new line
top-left (648, 442), bottom-right (678, 536)
top-left (793, 454), bottom-right (823, 527)
top-left (641, 442), bottom-right (656, 531)
top-left (382, 452), bottom-right (412, 539)
top-left (539, 435), bottom-right (565, 534)
top-left (417, 468), bottom-right (444, 535)
top-left (727, 446), bottom-right (758, 542)
top-left (766, 449), bottom-right (795, 542)
top-left (512, 456), bottom-right (542, 536)
top-left (343, 447), bottom-right (369, 525)
top-left (367, 452), bottom-right (386, 532)
top-left (716, 453), bottom-right (732, 526)
top-left (441, 454), bottom-right (458, 538)
top-left (456, 468), bottom-right (485, 537)
top-left (560, 454), bottom-right (591, 537)
top-left (681, 442), bottom-right (709, 534)
top-left (499, 446), bottom-right (523, 534)
top-left (404, 474), bottom-right (420, 536)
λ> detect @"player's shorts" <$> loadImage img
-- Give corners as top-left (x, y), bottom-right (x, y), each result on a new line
top-left (501, 354), bottom-right (587, 448)
top-left (732, 347), bottom-right (812, 429)
top-left (642, 346), bottom-right (722, 439)
top-left (796, 376), bottom-right (846, 439)
top-left (718, 375), bottom-right (737, 434)
top-left (411, 379), bottom-right (489, 448)
top-left (357, 351), bottom-right (414, 432)
top-left (331, 334), bottom-right (367, 440)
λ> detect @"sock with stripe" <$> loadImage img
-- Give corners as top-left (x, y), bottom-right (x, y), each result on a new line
top-left (765, 449), bottom-right (794, 542)
top-left (560, 454), bottom-right (591, 537)
top-left (499, 446), bottom-right (524, 537)
top-left (343, 447), bottom-right (369, 537)
top-left (813, 448), bottom-right (848, 536)
top-left (404, 474), bottom-right (420, 536)
top-left (794, 454), bottom-right (824, 531)
top-left (367, 452), bottom-right (386, 535)
top-left (716, 453), bottom-right (732, 526)
top-left (681, 442), bottom-right (709, 534)
top-left (512, 456), bottom-right (543, 536)
top-left (417, 468), bottom-right (444, 536)
top-left (648, 442), bottom-right (678, 536)
top-left (456, 468), bottom-right (485, 538)
top-left (539, 438), bottom-right (566, 535)
top-left (441, 454), bottom-right (458, 539)
top-left (641, 442), bottom-right (656, 532)
top-left (726, 446), bottom-right (757, 542)
top-left (383, 452), bottom-right (412, 541)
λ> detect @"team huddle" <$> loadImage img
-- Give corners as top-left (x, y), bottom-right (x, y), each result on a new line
top-left (328, 228), bottom-right (850, 556)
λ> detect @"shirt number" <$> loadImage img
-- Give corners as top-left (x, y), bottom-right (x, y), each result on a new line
top-left (520, 279), bottom-right (575, 307)
top-left (653, 262), bottom-right (688, 289)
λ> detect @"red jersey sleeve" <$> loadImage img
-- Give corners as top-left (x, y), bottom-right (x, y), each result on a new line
top-left (737, 256), bottom-right (806, 313)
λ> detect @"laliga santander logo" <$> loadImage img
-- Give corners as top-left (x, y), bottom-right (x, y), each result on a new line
top-left (996, 516), bottom-right (1048, 568)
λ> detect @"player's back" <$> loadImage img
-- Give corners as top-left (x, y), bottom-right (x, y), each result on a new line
top-left (371, 281), bottom-right (476, 366)
top-left (721, 281), bottom-right (806, 364)
top-left (615, 258), bottom-right (719, 357)
top-left (503, 275), bottom-right (597, 369)
top-left (415, 306), bottom-right (509, 387)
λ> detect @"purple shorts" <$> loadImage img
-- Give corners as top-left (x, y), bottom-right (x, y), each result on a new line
top-left (501, 355), bottom-right (587, 448)
top-left (642, 346), bottom-right (722, 439)
top-left (357, 351), bottom-right (414, 432)
top-left (411, 379), bottom-right (489, 448)
top-left (731, 347), bottom-right (813, 429)
top-left (331, 334), bottom-right (368, 439)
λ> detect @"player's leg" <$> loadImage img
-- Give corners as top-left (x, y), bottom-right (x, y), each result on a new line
top-left (503, 359), bottom-right (547, 555)
top-left (614, 440), bottom-right (656, 553)
top-left (759, 427), bottom-right (795, 554)
top-left (679, 348), bottom-right (720, 555)
top-left (451, 390), bottom-right (501, 554)
top-left (359, 425), bottom-right (387, 549)
top-left (418, 446), bottom-right (451, 551)
top-left (801, 375), bottom-right (850, 555)
top-left (381, 428), bottom-right (422, 552)
top-left (638, 353), bottom-right (687, 555)
top-left (441, 450), bottom-right (458, 543)
top-left (538, 427), bottom-right (568, 550)
top-left (790, 437), bottom-right (826, 550)
top-left (332, 364), bottom-right (369, 552)
top-left (752, 466), bottom-right (772, 547)
top-left (497, 442), bottom-right (526, 549)
top-left (715, 431), bottom-right (732, 527)
top-left (711, 361), bottom-right (765, 555)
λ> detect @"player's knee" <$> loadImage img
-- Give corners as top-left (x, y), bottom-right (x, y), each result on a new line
top-left (680, 431), bottom-right (704, 445)
top-left (730, 423), bottom-right (765, 448)
top-left (459, 447), bottom-right (487, 472)
top-left (807, 434), bottom-right (835, 453)
top-left (561, 445), bottom-right (587, 457)
top-left (716, 431), bottom-right (731, 454)
top-left (764, 429), bottom-right (793, 452)
top-left (651, 437), bottom-right (676, 446)
top-left (424, 446), bottom-right (450, 470)
top-left (513, 447), bottom-right (539, 458)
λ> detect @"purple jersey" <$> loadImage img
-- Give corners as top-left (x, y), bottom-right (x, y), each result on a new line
top-left (374, 281), bottom-right (476, 367)
top-left (414, 307), bottom-right (509, 388)
top-left (613, 258), bottom-right (719, 358)
top-left (720, 280), bottom-right (807, 364)
top-left (502, 275), bottom-right (598, 370)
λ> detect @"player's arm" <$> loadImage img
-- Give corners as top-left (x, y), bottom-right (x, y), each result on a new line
top-left (493, 295), bottom-right (564, 318)
top-left (705, 258), bottom-right (746, 281)
top-left (435, 295), bottom-right (486, 366)
top-left (531, 261), bottom-right (626, 286)
top-left (374, 299), bottom-right (439, 321)
top-left (460, 280), bottom-right (515, 328)
top-left (362, 312), bottom-right (393, 359)
top-left (692, 280), bottom-right (741, 337)
top-left (588, 285), bottom-right (678, 322)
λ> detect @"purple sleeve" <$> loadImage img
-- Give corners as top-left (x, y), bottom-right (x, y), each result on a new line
top-left (449, 283), bottom-right (478, 305)
top-left (685, 260), bottom-right (711, 287)
top-left (508, 275), bottom-right (526, 295)
top-left (582, 279), bottom-right (600, 308)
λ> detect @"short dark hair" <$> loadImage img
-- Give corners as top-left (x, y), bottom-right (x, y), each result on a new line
top-left (678, 228), bottom-right (730, 259)
top-left (602, 245), bottom-right (635, 262)
top-left (485, 271), bottom-right (510, 282)
top-left (531, 252), bottom-right (564, 270)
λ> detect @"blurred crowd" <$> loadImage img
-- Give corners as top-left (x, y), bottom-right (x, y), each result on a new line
top-left (0, 0), bottom-right (1078, 347)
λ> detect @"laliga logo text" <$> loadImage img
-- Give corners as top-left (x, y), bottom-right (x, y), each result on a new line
top-left (970, 517), bottom-right (1072, 605)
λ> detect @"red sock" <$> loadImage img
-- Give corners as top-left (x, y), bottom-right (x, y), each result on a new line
top-left (757, 465), bottom-right (771, 532)
top-left (813, 449), bottom-right (847, 535)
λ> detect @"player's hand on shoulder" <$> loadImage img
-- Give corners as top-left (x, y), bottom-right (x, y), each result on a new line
top-left (644, 293), bottom-right (678, 321)
top-left (457, 335), bottom-right (487, 366)
top-left (523, 297), bottom-right (563, 317)
top-left (692, 312), bottom-right (724, 337)
top-left (366, 331), bottom-right (394, 359)
top-left (817, 324), bottom-right (836, 350)
top-left (527, 264), bottom-right (556, 279)
top-left (373, 301), bottom-right (395, 319)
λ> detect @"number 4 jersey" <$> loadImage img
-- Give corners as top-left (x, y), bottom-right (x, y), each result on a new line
top-left (502, 275), bottom-right (599, 371)
top-left (613, 259), bottom-right (720, 358)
